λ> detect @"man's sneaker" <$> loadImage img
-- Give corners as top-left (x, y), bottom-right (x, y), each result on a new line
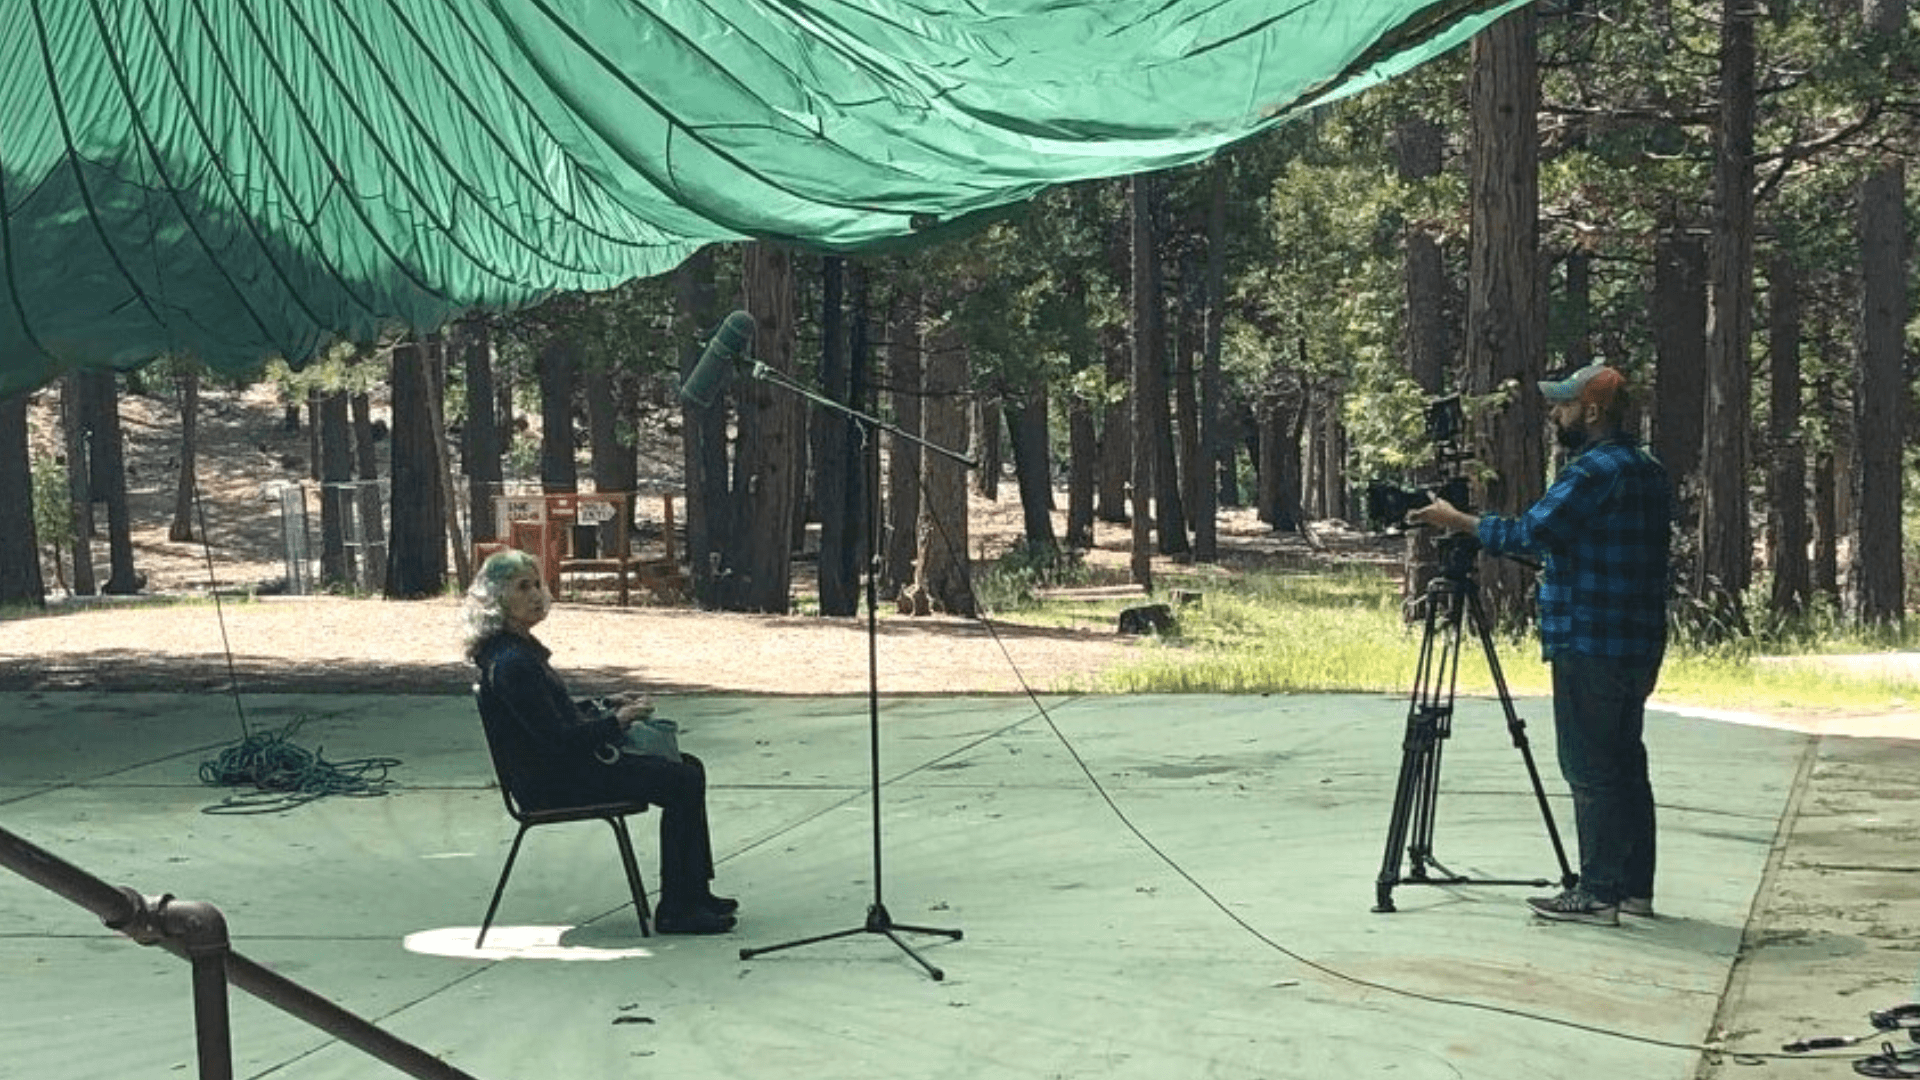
top-left (1619, 896), bottom-right (1655, 918)
top-left (1527, 889), bottom-right (1619, 926)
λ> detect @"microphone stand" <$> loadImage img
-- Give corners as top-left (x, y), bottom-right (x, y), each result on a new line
top-left (735, 362), bottom-right (971, 980)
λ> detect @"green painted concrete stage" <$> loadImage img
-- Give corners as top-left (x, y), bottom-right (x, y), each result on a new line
top-left (0, 689), bottom-right (1906, 1079)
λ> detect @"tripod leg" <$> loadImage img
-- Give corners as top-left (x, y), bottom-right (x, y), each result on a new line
top-left (1467, 591), bottom-right (1578, 890)
top-left (1374, 712), bottom-right (1437, 912)
top-left (1375, 591), bottom-right (1454, 912)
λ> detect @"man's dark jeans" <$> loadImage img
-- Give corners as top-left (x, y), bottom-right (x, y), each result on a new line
top-left (1550, 650), bottom-right (1662, 906)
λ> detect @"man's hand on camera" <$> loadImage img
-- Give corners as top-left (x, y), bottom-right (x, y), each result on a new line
top-left (1406, 496), bottom-right (1478, 535)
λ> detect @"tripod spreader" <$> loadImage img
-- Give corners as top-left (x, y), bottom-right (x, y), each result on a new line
top-left (1372, 540), bottom-right (1576, 913)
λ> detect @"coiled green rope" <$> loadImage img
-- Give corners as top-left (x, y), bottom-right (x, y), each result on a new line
top-left (198, 716), bottom-right (400, 814)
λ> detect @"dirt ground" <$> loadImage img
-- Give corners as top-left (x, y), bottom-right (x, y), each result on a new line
top-left (7, 380), bottom-right (1391, 695)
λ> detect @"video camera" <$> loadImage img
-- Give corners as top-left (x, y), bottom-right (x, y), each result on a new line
top-left (1364, 393), bottom-right (1472, 532)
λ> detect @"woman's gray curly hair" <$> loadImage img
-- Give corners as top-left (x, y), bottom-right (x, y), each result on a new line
top-left (461, 549), bottom-right (540, 660)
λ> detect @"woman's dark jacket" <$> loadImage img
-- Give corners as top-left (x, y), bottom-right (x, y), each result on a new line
top-left (473, 630), bottom-right (626, 811)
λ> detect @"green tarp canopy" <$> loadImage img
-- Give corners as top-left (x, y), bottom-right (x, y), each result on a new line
top-left (0, 0), bottom-right (1524, 393)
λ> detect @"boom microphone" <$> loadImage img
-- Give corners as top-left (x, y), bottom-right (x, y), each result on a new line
top-left (679, 310), bottom-right (756, 407)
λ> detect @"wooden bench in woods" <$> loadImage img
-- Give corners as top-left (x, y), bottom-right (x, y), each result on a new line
top-left (476, 492), bottom-right (688, 606)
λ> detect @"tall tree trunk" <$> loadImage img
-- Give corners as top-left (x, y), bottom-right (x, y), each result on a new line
top-left (1128, 174), bottom-right (1157, 588)
top-left (385, 337), bottom-right (446, 599)
top-left (915, 314), bottom-right (974, 615)
top-left (456, 317), bottom-right (502, 544)
top-left (845, 261), bottom-right (873, 597)
top-left (1765, 253), bottom-right (1809, 616)
top-left (1319, 388), bottom-right (1348, 523)
top-left (537, 328), bottom-right (579, 494)
top-left (883, 290), bottom-right (924, 597)
top-left (1397, 114), bottom-right (1448, 600)
top-left (1563, 251), bottom-right (1592, 371)
top-left (676, 248), bottom-right (727, 607)
top-left (1652, 230), bottom-right (1708, 492)
top-left (1696, 0), bottom-right (1758, 616)
top-left (971, 394), bottom-right (1002, 501)
top-left (815, 255), bottom-right (857, 616)
top-left (84, 375), bottom-right (112, 502)
top-left (585, 361), bottom-right (636, 494)
top-left (1464, 7), bottom-right (1545, 623)
top-left (1195, 153), bottom-right (1228, 563)
top-left (1099, 201), bottom-right (1132, 526)
top-left (1257, 370), bottom-right (1307, 531)
top-left (318, 390), bottom-right (354, 587)
top-left (1813, 383), bottom-right (1841, 601)
top-left (60, 375), bottom-right (95, 595)
top-left (0, 392), bottom-right (44, 607)
top-left (1007, 378), bottom-right (1057, 550)
top-left (351, 390), bottom-right (387, 591)
top-left (1066, 384), bottom-right (1097, 550)
top-left (1216, 398), bottom-right (1244, 509)
top-left (306, 390), bottom-right (322, 482)
top-left (425, 335), bottom-right (470, 590)
top-left (1145, 208), bottom-right (1189, 557)
top-left (168, 365), bottom-right (199, 542)
top-left (88, 370), bottom-right (139, 595)
top-left (1400, 114), bottom-right (1449, 396)
top-left (720, 241), bottom-right (801, 613)
top-left (1173, 271), bottom-right (1202, 551)
top-left (1850, 0), bottom-right (1908, 625)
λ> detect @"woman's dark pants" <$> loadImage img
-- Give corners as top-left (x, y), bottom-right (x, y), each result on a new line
top-left (618, 752), bottom-right (715, 908)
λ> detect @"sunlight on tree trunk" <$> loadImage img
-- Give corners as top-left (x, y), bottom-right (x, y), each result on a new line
top-left (1464, 7), bottom-right (1544, 625)
top-left (168, 365), bottom-right (198, 542)
top-left (1696, 0), bottom-right (1757, 619)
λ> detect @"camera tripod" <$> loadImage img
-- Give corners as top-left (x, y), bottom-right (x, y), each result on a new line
top-left (1372, 534), bottom-right (1576, 913)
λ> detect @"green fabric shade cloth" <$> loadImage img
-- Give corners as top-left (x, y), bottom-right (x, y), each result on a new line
top-left (0, 0), bottom-right (1524, 393)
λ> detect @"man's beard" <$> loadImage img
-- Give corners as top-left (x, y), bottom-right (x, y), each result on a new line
top-left (1553, 418), bottom-right (1588, 451)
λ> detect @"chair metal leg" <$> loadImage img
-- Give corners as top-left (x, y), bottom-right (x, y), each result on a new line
top-left (607, 817), bottom-right (652, 937)
top-left (477, 823), bottom-right (533, 948)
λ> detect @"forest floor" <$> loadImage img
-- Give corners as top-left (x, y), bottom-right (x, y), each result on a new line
top-left (6, 379), bottom-right (1399, 696)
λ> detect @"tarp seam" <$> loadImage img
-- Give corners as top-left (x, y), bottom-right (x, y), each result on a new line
top-left (87, 0), bottom-right (290, 354)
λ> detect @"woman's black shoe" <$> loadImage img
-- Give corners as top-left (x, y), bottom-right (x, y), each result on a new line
top-left (654, 907), bottom-right (736, 935)
top-left (700, 892), bottom-right (739, 915)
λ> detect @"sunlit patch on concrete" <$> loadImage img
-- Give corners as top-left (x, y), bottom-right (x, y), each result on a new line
top-left (403, 925), bottom-right (654, 961)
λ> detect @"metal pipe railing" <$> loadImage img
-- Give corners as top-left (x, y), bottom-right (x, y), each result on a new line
top-left (0, 824), bottom-right (483, 1080)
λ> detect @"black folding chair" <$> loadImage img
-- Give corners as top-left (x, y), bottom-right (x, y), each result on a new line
top-left (472, 686), bottom-right (652, 948)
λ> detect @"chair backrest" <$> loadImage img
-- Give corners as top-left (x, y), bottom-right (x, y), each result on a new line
top-left (472, 681), bottom-right (648, 825)
top-left (471, 683), bottom-right (532, 823)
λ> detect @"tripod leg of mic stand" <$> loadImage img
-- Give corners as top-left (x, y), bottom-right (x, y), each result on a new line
top-left (868, 903), bottom-right (963, 982)
top-left (739, 926), bottom-right (869, 960)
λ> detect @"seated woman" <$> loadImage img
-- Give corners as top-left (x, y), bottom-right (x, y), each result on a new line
top-left (462, 549), bottom-right (737, 935)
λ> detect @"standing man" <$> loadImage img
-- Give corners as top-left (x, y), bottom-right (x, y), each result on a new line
top-left (1409, 362), bottom-right (1670, 926)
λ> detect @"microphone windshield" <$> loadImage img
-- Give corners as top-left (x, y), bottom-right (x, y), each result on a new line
top-left (679, 310), bottom-right (755, 407)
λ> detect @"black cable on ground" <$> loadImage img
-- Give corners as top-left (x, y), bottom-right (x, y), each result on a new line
top-left (911, 489), bottom-right (1856, 1066)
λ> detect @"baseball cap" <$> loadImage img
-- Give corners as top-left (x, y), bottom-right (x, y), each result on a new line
top-left (1538, 361), bottom-right (1625, 407)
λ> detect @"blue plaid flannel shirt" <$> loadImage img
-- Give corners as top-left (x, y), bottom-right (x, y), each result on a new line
top-left (1476, 436), bottom-right (1670, 662)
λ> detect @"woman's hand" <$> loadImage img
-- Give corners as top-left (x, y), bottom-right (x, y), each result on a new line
top-left (615, 697), bottom-right (655, 727)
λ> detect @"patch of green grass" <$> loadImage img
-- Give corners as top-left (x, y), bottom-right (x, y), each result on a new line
top-left (1014, 566), bottom-right (1920, 713)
